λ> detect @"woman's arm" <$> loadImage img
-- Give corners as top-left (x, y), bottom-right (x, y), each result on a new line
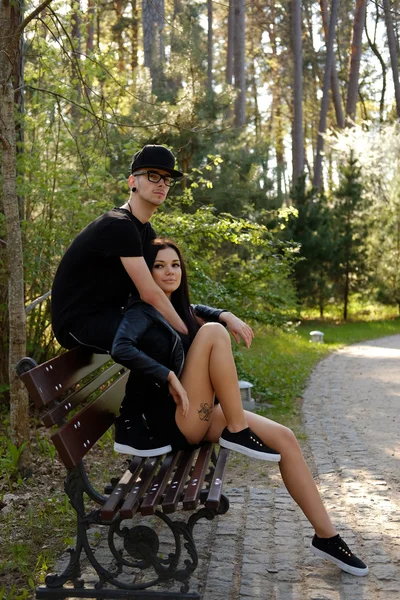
top-left (111, 304), bottom-right (170, 384)
top-left (192, 304), bottom-right (254, 348)
top-left (218, 311), bottom-right (254, 348)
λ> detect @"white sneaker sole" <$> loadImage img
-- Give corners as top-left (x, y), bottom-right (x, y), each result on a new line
top-left (114, 442), bottom-right (172, 457)
top-left (310, 544), bottom-right (369, 576)
top-left (219, 439), bottom-right (281, 462)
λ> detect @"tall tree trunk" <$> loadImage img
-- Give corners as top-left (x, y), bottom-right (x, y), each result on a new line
top-left (142, 0), bottom-right (165, 97)
top-left (346, 0), bottom-right (367, 124)
top-left (1, 0), bottom-right (54, 459)
top-left (70, 0), bottom-right (82, 121)
top-left (86, 0), bottom-right (95, 53)
top-left (233, 0), bottom-right (246, 127)
top-left (292, 0), bottom-right (304, 184)
top-left (130, 0), bottom-right (138, 76)
top-left (226, 0), bottom-right (234, 84)
top-left (365, 10), bottom-right (386, 123)
top-left (313, 0), bottom-right (339, 190)
top-left (383, 0), bottom-right (400, 119)
top-left (168, 0), bottom-right (183, 96)
top-left (114, 0), bottom-right (126, 73)
top-left (318, 0), bottom-right (345, 128)
top-left (268, 5), bottom-right (285, 203)
top-left (207, 0), bottom-right (213, 93)
top-left (1, 82), bottom-right (29, 451)
top-left (343, 263), bottom-right (350, 320)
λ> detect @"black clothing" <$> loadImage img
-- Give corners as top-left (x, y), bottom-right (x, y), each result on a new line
top-left (111, 300), bottom-right (225, 451)
top-left (51, 208), bottom-right (156, 346)
top-left (111, 302), bottom-right (184, 384)
top-left (61, 310), bottom-right (123, 354)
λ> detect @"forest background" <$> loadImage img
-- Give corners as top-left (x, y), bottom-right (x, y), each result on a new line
top-left (2, 0), bottom-right (400, 452)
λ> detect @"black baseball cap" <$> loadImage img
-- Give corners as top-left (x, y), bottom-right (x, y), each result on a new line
top-left (131, 145), bottom-right (183, 178)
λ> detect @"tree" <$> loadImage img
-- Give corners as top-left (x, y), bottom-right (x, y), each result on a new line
top-left (382, 0), bottom-right (400, 119)
top-left (313, 0), bottom-right (340, 190)
top-left (332, 152), bottom-right (369, 319)
top-left (0, 0), bottom-right (53, 455)
top-left (142, 0), bottom-right (166, 96)
top-left (346, 0), bottom-right (367, 124)
top-left (233, 0), bottom-right (246, 127)
top-left (365, 3), bottom-right (387, 123)
top-left (318, 0), bottom-right (345, 128)
top-left (291, 0), bottom-right (304, 184)
top-left (226, 0), bottom-right (234, 85)
top-left (207, 0), bottom-right (213, 94)
top-left (285, 176), bottom-right (335, 317)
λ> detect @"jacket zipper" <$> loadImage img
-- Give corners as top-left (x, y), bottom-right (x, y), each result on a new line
top-left (172, 333), bottom-right (185, 378)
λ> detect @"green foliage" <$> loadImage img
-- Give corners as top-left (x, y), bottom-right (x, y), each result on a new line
top-left (34, 433), bottom-right (57, 463)
top-left (0, 438), bottom-right (27, 489)
top-left (285, 175), bottom-right (335, 316)
top-left (153, 201), bottom-right (299, 326)
top-left (331, 152), bottom-right (370, 318)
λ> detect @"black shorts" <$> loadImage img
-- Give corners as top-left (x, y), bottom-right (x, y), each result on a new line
top-left (141, 386), bottom-right (199, 452)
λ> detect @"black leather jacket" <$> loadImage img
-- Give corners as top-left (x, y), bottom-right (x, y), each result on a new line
top-left (111, 301), bottom-right (226, 384)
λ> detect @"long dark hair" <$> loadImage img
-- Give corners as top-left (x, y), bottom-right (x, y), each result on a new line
top-left (146, 238), bottom-right (200, 339)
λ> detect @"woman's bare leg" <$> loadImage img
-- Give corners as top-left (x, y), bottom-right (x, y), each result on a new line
top-left (205, 406), bottom-right (336, 538)
top-left (175, 322), bottom-right (336, 537)
top-left (175, 322), bottom-right (248, 444)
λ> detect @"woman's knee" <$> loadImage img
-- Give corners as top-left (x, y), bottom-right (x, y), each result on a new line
top-left (197, 322), bottom-right (230, 342)
top-left (277, 425), bottom-right (301, 453)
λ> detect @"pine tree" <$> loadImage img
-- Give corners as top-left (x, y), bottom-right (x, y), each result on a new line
top-left (332, 152), bottom-right (370, 319)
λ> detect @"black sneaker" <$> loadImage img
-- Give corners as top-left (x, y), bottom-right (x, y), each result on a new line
top-left (114, 416), bottom-right (172, 457)
top-left (311, 534), bottom-right (369, 576)
top-left (219, 427), bottom-right (281, 462)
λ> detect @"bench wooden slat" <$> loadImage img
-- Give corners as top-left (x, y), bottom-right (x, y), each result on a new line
top-left (100, 456), bottom-right (144, 521)
top-left (140, 452), bottom-right (181, 516)
top-left (120, 457), bottom-right (162, 520)
top-left (161, 449), bottom-right (197, 514)
top-left (205, 448), bottom-right (230, 510)
top-left (21, 347), bottom-right (110, 408)
top-left (51, 372), bottom-right (128, 468)
top-left (43, 363), bottom-right (123, 427)
top-left (183, 443), bottom-right (214, 511)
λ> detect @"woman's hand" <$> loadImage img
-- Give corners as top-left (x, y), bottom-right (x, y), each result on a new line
top-left (167, 371), bottom-right (189, 417)
top-left (219, 312), bottom-right (254, 348)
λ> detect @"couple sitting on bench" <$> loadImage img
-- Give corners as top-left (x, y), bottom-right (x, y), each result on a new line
top-left (51, 144), bottom-right (368, 578)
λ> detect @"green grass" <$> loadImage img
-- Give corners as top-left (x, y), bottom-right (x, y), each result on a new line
top-left (237, 316), bottom-right (400, 431)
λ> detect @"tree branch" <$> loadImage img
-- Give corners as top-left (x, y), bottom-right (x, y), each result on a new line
top-left (16, 0), bottom-right (54, 38)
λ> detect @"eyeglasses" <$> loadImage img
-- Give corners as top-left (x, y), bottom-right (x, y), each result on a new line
top-left (134, 171), bottom-right (177, 187)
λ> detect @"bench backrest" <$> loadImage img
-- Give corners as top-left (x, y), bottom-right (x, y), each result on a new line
top-left (19, 347), bottom-right (127, 469)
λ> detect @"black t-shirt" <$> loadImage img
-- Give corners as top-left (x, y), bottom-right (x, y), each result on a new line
top-left (51, 208), bottom-right (156, 341)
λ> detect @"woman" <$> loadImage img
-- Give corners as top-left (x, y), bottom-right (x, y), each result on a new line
top-left (111, 239), bottom-right (368, 578)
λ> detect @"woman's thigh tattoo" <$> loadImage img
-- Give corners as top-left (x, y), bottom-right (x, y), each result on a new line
top-left (198, 402), bottom-right (213, 421)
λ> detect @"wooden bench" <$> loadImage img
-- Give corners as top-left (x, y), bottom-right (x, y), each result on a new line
top-left (17, 346), bottom-right (230, 599)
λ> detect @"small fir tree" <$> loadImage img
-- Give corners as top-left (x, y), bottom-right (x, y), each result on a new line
top-left (332, 152), bottom-right (370, 320)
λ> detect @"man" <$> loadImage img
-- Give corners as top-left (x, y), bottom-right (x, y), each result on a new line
top-left (52, 144), bottom-right (252, 455)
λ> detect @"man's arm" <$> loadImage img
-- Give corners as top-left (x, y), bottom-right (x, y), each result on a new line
top-left (120, 256), bottom-right (188, 334)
